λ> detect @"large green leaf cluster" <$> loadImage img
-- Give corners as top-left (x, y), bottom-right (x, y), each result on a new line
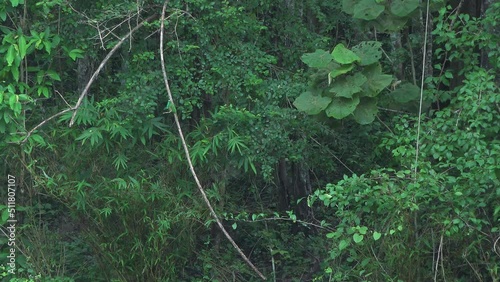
top-left (294, 42), bottom-right (392, 124)
top-left (342, 0), bottom-right (421, 31)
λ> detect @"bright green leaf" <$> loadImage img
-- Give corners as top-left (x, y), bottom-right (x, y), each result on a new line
top-left (44, 42), bottom-right (52, 54)
top-left (18, 36), bottom-right (27, 59)
top-left (9, 94), bottom-right (17, 110)
top-left (293, 91), bottom-right (332, 115)
top-left (329, 64), bottom-right (355, 79)
top-left (353, 97), bottom-right (378, 124)
top-left (12, 101), bottom-right (22, 116)
top-left (46, 70), bottom-right (61, 81)
top-left (353, 233), bottom-right (364, 243)
top-left (6, 45), bottom-right (16, 66)
top-left (301, 49), bottom-right (332, 68)
top-left (69, 49), bottom-right (85, 61)
top-left (339, 239), bottom-right (349, 250)
top-left (30, 134), bottom-right (46, 146)
top-left (10, 0), bottom-right (21, 7)
top-left (232, 223), bottom-right (237, 230)
top-left (331, 44), bottom-right (361, 65)
top-left (373, 231), bottom-right (382, 240)
top-left (11, 66), bottom-right (20, 81)
top-left (325, 95), bottom-right (360, 119)
top-left (358, 226), bottom-right (368, 235)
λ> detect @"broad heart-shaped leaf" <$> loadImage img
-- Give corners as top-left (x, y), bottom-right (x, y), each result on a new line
top-left (301, 49), bottom-right (332, 69)
top-left (371, 11), bottom-right (409, 32)
top-left (329, 64), bottom-right (355, 79)
top-left (352, 41), bottom-right (382, 66)
top-left (362, 63), bottom-right (392, 96)
top-left (331, 44), bottom-right (361, 65)
top-left (391, 82), bottom-right (420, 103)
top-left (353, 233), bottom-right (364, 244)
top-left (330, 73), bottom-right (367, 98)
top-left (341, 0), bottom-right (360, 15)
top-left (390, 0), bottom-right (420, 17)
top-left (353, 97), bottom-right (378, 124)
top-left (325, 95), bottom-right (360, 119)
top-left (353, 0), bottom-right (385, 20)
top-left (293, 91), bottom-right (332, 115)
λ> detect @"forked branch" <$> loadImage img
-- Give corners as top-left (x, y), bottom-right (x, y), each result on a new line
top-left (68, 14), bottom-right (156, 127)
top-left (21, 14), bottom-right (156, 143)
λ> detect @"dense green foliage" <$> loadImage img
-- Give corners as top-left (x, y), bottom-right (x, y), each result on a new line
top-left (1, 0), bottom-right (499, 281)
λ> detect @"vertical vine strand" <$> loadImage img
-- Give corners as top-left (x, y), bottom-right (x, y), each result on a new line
top-left (415, 0), bottom-right (431, 178)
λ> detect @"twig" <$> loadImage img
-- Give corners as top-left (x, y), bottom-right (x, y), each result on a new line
top-left (310, 137), bottom-right (355, 175)
top-left (158, 2), bottom-right (266, 280)
top-left (494, 236), bottom-right (500, 257)
top-left (370, 246), bottom-right (389, 278)
top-left (68, 14), bottom-right (156, 127)
top-left (55, 90), bottom-right (71, 108)
top-left (376, 115), bottom-right (394, 135)
top-left (21, 108), bottom-right (73, 143)
top-left (415, 0), bottom-right (430, 177)
top-left (434, 233), bottom-right (442, 282)
top-left (232, 217), bottom-right (335, 232)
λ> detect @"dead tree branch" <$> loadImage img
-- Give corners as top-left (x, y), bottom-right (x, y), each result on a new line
top-left (158, 2), bottom-right (266, 280)
top-left (68, 14), bottom-right (156, 127)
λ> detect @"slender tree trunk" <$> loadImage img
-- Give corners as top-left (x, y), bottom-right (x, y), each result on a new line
top-left (277, 159), bottom-right (314, 231)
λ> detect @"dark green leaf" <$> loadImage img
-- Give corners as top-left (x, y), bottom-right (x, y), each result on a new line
top-left (390, 0), bottom-right (420, 17)
top-left (301, 50), bottom-right (332, 68)
top-left (353, 0), bottom-right (385, 20)
top-left (363, 63), bottom-right (393, 95)
top-left (353, 97), bottom-right (378, 124)
top-left (293, 91), bottom-right (332, 115)
top-left (391, 83), bottom-right (420, 103)
top-left (0, 11), bottom-right (7, 22)
top-left (352, 41), bottom-right (383, 66)
top-left (330, 73), bottom-right (367, 98)
top-left (372, 11), bottom-right (409, 31)
top-left (325, 95), bottom-right (360, 119)
top-left (1, 208), bottom-right (9, 224)
top-left (342, 0), bottom-right (359, 14)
